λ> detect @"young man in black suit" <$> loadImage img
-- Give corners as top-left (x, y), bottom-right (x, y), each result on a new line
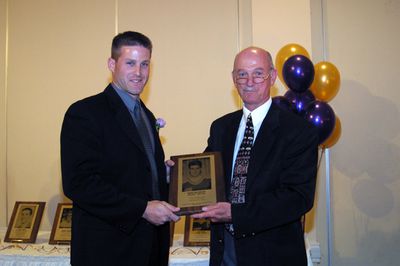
top-left (61, 31), bottom-right (180, 266)
top-left (193, 47), bottom-right (318, 266)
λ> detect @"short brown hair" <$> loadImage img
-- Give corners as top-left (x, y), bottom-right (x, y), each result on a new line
top-left (111, 31), bottom-right (152, 60)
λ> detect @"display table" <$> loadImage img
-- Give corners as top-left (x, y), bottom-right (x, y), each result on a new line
top-left (0, 229), bottom-right (70, 266)
top-left (0, 229), bottom-right (208, 266)
top-left (169, 235), bottom-right (209, 266)
top-left (1, 228), bottom-right (313, 266)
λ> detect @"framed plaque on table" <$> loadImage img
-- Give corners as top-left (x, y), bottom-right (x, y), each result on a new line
top-left (170, 219), bottom-right (175, 246)
top-left (169, 152), bottom-right (225, 216)
top-left (49, 203), bottom-right (72, 245)
top-left (184, 216), bottom-right (210, 246)
top-left (4, 201), bottom-right (45, 243)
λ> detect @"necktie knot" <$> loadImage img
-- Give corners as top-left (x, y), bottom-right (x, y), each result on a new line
top-left (247, 113), bottom-right (252, 123)
top-left (133, 100), bottom-right (142, 119)
top-left (243, 114), bottom-right (254, 147)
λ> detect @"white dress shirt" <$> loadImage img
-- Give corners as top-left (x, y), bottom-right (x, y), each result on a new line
top-left (231, 98), bottom-right (272, 180)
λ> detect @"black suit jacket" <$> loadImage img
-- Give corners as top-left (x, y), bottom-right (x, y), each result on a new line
top-left (61, 85), bottom-right (169, 266)
top-left (206, 103), bottom-right (318, 266)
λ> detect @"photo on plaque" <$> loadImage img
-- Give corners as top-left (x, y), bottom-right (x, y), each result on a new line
top-left (4, 201), bottom-right (45, 243)
top-left (169, 152), bottom-right (225, 216)
top-left (49, 203), bottom-right (72, 245)
top-left (184, 216), bottom-right (210, 246)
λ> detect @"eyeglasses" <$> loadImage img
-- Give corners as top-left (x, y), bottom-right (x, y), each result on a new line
top-left (233, 70), bottom-right (271, 85)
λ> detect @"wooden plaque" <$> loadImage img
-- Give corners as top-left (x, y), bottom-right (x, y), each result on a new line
top-left (169, 152), bottom-right (225, 216)
top-left (169, 220), bottom-right (175, 247)
top-left (49, 203), bottom-right (72, 245)
top-left (184, 216), bottom-right (210, 246)
top-left (4, 201), bottom-right (45, 243)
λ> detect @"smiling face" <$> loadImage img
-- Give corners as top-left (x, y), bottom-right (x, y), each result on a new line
top-left (232, 47), bottom-right (277, 111)
top-left (189, 164), bottom-right (202, 177)
top-left (108, 45), bottom-right (151, 98)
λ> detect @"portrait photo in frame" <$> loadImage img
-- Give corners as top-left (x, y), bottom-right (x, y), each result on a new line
top-left (169, 152), bottom-right (225, 216)
top-left (183, 216), bottom-right (210, 246)
top-left (49, 203), bottom-right (72, 245)
top-left (4, 201), bottom-right (45, 243)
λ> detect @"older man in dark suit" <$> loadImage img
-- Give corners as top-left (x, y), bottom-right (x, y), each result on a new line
top-left (193, 47), bottom-right (318, 266)
top-left (61, 31), bottom-right (180, 266)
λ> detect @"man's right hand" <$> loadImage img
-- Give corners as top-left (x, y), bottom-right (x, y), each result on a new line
top-left (142, 201), bottom-right (180, 226)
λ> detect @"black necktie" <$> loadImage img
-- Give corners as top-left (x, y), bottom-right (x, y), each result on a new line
top-left (133, 100), bottom-right (160, 199)
top-left (226, 113), bottom-right (254, 234)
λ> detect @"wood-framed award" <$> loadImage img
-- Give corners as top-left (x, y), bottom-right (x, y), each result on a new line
top-left (183, 216), bottom-right (210, 246)
top-left (169, 152), bottom-right (225, 216)
top-left (169, 220), bottom-right (175, 247)
top-left (4, 201), bottom-right (45, 243)
top-left (49, 203), bottom-right (72, 245)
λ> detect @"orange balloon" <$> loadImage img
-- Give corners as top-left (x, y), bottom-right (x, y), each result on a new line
top-left (275, 43), bottom-right (310, 84)
top-left (321, 116), bottom-right (341, 148)
top-left (310, 61), bottom-right (340, 102)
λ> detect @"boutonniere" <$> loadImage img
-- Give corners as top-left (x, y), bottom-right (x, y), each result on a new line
top-left (155, 118), bottom-right (166, 132)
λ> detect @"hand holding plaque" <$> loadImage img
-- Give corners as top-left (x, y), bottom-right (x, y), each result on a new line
top-left (169, 152), bottom-right (225, 216)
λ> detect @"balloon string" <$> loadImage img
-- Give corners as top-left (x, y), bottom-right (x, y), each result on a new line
top-left (321, 0), bottom-right (327, 61)
top-left (317, 147), bottom-right (325, 172)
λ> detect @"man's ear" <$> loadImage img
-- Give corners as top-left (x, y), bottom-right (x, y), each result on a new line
top-left (270, 68), bottom-right (278, 85)
top-left (107, 58), bottom-right (115, 72)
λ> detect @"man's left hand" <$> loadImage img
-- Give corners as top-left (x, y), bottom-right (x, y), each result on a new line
top-left (191, 202), bottom-right (231, 223)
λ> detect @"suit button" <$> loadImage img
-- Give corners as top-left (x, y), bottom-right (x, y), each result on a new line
top-left (251, 232), bottom-right (255, 236)
top-left (218, 239), bottom-right (223, 243)
top-left (242, 234), bottom-right (246, 238)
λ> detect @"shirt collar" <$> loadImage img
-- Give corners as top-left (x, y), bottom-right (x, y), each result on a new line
top-left (111, 83), bottom-right (138, 112)
top-left (242, 98), bottom-right (272, 125)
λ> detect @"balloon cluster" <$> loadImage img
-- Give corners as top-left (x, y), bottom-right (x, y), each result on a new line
top-left (273, 43), bottom-right (341, 148)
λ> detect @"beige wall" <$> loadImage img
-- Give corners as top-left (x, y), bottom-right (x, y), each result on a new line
top-left (252, 0), bottom-right (312, 96)
top-left (116, 0), bottom-right (244, 232)
top-left (254, 0), bottom-right (400, 265)
top-left (0, 0), bottom-right (7, 226)
top-left (1, 0), bottom-right (244, 234)
top-left (2, 0), bottom-right (399, 265)
top-left (251, 0), bottom-right (329, 263)
top-left (6, 0), bottom-right (115, 229)
top-left (251, 0), bottom-right (400, 265)
top-left (324, 0), bottom-right (400, 265)
top-left (117, 0), bottom-right (242, 157)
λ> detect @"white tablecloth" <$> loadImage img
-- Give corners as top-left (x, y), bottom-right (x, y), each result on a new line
top-left (0, 229), bottom-right (208, 266)
top-left (1, 229), bottom-right (313, 266)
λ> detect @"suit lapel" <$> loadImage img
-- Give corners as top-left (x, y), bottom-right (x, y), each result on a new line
top-left (104, 85), bottom-right (146, 154)
top-left (246, 104), bottom-right (280, 189)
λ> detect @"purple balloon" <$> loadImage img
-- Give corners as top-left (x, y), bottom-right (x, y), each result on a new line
top-left (272, 96), bottom-right (294, 112)
top-left (304, 101), bottom-right (336, 144)
top-left (284, 90), bottom-right (315, 115)
top-left (282, 55), bottom-right (315, 93)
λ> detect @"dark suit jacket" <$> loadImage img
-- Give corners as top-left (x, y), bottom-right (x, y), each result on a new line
top-left (61, 85), bottom-right (169, 266)
top-left (206, 103), bottom-right (318, 266)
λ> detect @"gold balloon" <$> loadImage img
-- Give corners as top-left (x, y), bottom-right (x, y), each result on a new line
top-left (275, 43), bottom-right (310, 84)
top-left (310, 61), bottom-right (340, 102)
top-left (321, 116), bottom-right (341, 149)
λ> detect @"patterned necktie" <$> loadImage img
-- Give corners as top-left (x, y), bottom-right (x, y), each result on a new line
top-left (133, 100), bottom-right (160, 199)
top-left (226, 113), bottom-right (254, 234)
